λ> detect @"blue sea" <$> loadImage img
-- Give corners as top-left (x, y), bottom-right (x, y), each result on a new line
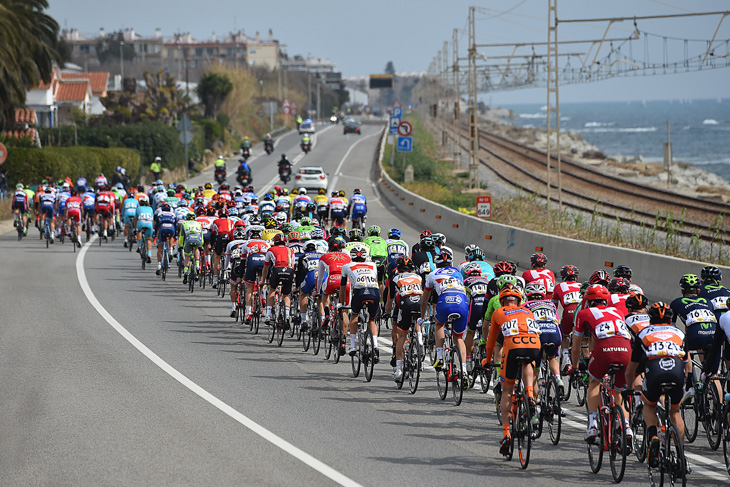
top-left (502, 99), bottom-right (730, 182)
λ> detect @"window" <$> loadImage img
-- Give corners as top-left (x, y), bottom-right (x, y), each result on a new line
top-left (249, 48), bottom-right (256, 55)
top-left (195, 48), bottom-right (203, 57)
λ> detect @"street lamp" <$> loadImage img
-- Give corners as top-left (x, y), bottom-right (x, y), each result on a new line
top-left (259, 79), bottom-right (263, 98)
top-left (120, 40), bottom-right (124, 79)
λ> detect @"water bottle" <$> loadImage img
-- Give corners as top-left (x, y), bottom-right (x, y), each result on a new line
top-left (724, 393), bottom-right (730, 403)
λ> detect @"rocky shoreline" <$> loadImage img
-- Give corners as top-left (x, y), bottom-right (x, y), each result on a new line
top-left (479, 106), bottom-right (730, 202)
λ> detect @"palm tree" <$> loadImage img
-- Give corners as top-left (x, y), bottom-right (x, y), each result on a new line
top-left (0, 0), bottom-right (61, 129)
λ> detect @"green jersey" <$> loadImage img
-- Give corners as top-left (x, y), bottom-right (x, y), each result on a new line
top-left (363, 236), bottom-right (387, 258)
top-left (179, 220), bottom-right (203, 245)
top-left (344, 241), bottom-right (370, 255)
top-left (297, 225), bottom-right (316, 235)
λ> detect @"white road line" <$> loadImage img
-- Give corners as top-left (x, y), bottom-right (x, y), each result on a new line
top-left (75, 238), bottom-right (361, 487)
top-left (329, 129), bottom-right (384, 190)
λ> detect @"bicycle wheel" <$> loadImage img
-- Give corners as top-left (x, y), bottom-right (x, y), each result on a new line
top-left (276, 314), bottom-right (285, 347)
top-left (351, 329), bottom-right (362, 378)
top-left (313, 325), bottom-right (322, 355)
top-left (534, 377), bottom-right (545, 441)
top-left (141, 250), bottom-right (146, 270)
top-left (363, 328), bottom-right (374, 383)
top-left (516, 393), bottom-right (532, 469)
top-left (267, 308), bottom-right (275, 344)
top-left (427, 325), bottom-right (437, 364)
top-left (436, 352), bottom-right (448, 401)
top-left (587, 421), bottom-right (604, 474)
top-left (188, 267), bottom-right (195, 293)
top-left (288, 307), bottom-right (297, 339)
top-left (302, 322), bottom-right (311, 352)
top-left (682, 393), bottom-right (698, 443)
top-left (722, 404), bottom-right (730, 477)
top-left (705, 383), bottom-right (723, 450)
top-left (324, 319), bottom-right (333, 360)
top-left (408, 339), bottom-right (422, 395)
top-left (495, 382), bottom-right (503, 425)
top-left (609, 406), bottom-right (627, 483)
top-left (451, 343), bottom-right (464, 407)
top-left (632, 403), bottom-right (647, 462)
top-left (576, 374), bottom-right (587, 408)
top-left (161, 255), bottom-right (167, 281)
top-left (661, 423), bottom-right (687, 487)
top-left (332, 316), bottom-right (342, 364)
top-left (546, 376), bottom-right (562, 445)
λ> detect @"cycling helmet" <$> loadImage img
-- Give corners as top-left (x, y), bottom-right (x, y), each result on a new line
top-left (463, 262), bottom-right (482, 277)
top-left (115, 182), bottom-right (123, 190)
top-left (396, 256), bottom-right (415, 272)
top-left (299, 188), bottom-right (307, 195)
top-left (420, 230), bottom-right (433, 240)
top-left (353, 188), bottom-right (362, 195)
top-left (471, 249), bottom-right (485, 261)
top-left (589, 270), bottom-right (610, 286)
top-left (264, 219), bottom-right (277, 229)
top-left (195, 206), bottom-right (205, 215)
top-left (701, 265), bottom-right (722, 283)
top-left (349, 243), bottom-right (369, 262)
top-left (388, 228), bottom-right (401, 239)
top-left (300, 217), bottom-right (313, 226)
top-left (613, 264), bottom-right (633, 280)
top-left (233, 227), bottom-right (246, 240)
top-left (608, 277), bottom-right (631, 294)
top-left (220, 182), bottom-right (230, 190)
top-left (185, 212), bottom-right (195, 221)
top-left (560, 264), bottom-right (580, 282)
top-left (435, 246), bottom-right (453, 265)
top-left (349, 229), bottom-right (363, 242)
top-left (331, 191), bottom-right (338, 197)
top-left (305, 242), bottom-right (317, 252)
top-left (204, 182), bottom-right (212, 190)
top-left (288, 231), bottom-right (301, 242)
top-left (530, 252), bottom-right (547, 267)
top-left (679, 273), bottom-right (701, 291)
top-left (464, 244), bottom-right (479, 256)
top-left (274, 212), bottom-right (287, 225)
top-left (332, 226), bottom-right (346, 237)
top-left (280, 223), bottom-right (294, 234)
top-left (499, 286), bottom-right (523, 304)
top-left (290, 188), bottom-right (298, 195)
top-left (161, 203), bottom-right (171, 212)
top-left (272, 233), bottom-right (285, 245)
top-left (263, 193), bottom-right (274, 201)
top-left (299, 231), bottom-right (311, 241)
top-left (247, 227), bottom-right (263, 239)
top-left (329, 238), bottom-right (344, 251)
top-left (218, 208), bottom-right (228, 217)
top-left (626, 292), bottom-right (649, 311)
top-left (282, 188), bottom-right (289, 196)
top-left (420, 236), bottom-right (434, 248)
top-left (493, 261), bottom-right (512, 277)
top-left (433, 233), bottom-right (445, 246)
top-left (249, 215), bottom-right (261, 226)
top-left (16, 183), bottom-right (24, 190)
top-left (338, 190), bottom-right (346, 197)
top-left (368, 225), bottom-right (381, 237)
top-left (497, 274), bottom-right (518, 289)
top-left (648, 302), bottom-right (673, 324)
top-left (310, 227), bottom-right (325, 239)
top-left (584, 285), bottom-right (610, 304)
top-left (318, 188), bottom-right (326, 195)
top-left (507, 261), bottom-right (518, 275)
top-left (525, 281), bottom-right (546, 299)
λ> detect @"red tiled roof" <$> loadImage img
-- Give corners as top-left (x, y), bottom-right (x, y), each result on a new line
top-left (2, 129), bottom-right (36, 140)
top-left (56, 80), bottom-right (90, 101)
top-left (14, 108), bottom-right (37, 124)
top-left (60, 72), bottom-right (109, 95)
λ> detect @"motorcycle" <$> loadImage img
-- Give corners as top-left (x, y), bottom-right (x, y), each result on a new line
top-left (264, 141), bottom-right (273, 155)
top-left (300, 142), bottom-right (312, 154)
top-left (241, 147), bottom-right (251, 160)
top-left (329, 115), bottom-right (338, 125)
top-left (237, 171), bottom-right (252, 186)
top-left (214, 168), bottom-right (226, 184)
top-left (279, 167), bottom-right (291, 184)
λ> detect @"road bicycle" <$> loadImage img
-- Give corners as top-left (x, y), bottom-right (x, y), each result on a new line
top-left (647, 381), bottom-right (688, 487)
top-left (126, 226), bottom-right (135, 252)
top-left (14, 214), bottom-right (24, 241)
top-left (586, 363), bottom-right (628, 483)
top-left (308, 296), bottom-right (324, 355)
top-left (43, 216), bottom-right (52, 248)
top-left (469, 327), bottom-right (493, 393)
top-left (395, 310), bottom-right (422, 394)
top-left (627, 390), bottom-right (647, 464)
top-left (301, 294), bottom-right (319, 353)
top-left (267, 286), bottom-right (287, 347)
top-left (681, 350), bottom-right (723, 450)
top-left (289, 288), bottom-right (300, 340)
top-left (84, 212), bottom-right (93, 242)
top-left (160, 238), bottom-right (170, 281)
top-left (351, 300), bottom-right (375, 382)
top-left (534, 342), bottom-right (562, 445)
top-left (187, 255), bottom-right (198, 294)
top-left (248, 279), bottom-right (263, 335)
top-left (435, 314), bottom-right (466, 406)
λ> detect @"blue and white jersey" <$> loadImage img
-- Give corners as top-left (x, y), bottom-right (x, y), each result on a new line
top-left (135, 205), bottom-right (154, 225)
top-left (155, 209), bottom-right (177, 231)
top-left (425, 267), bottom-right (465, 295)
top-left (174, 206), bottom-right (193, 221)
top-left (259, 201), bottom-right (276, 215)
top-left (76, 177), bottom-right (88, 192)
top-left (55, 190), bottom-right (71, 211)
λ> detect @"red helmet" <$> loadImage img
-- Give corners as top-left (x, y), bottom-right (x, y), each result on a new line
top-left (494, 261), bottom-right (512, 276)
top-left (608, 277), bottom-right (631, 294)
top-left (530, 252), bottom-right (547, 267)
top-left (218, 208), bottom-right (228, 218)
top-left (560, 264), bottom-right (579, 281)
top-left (584, 284), bottom-right (610, 303)
top-left (420, 230), bottom-right (432, 239)
top-left (589, 269), bottom-right (610, 285)
top-left (272, 233), bottom-right (285, 244)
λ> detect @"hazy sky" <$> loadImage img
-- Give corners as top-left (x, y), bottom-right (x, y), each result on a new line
top-left (49, 0), bottom-right (730, 103)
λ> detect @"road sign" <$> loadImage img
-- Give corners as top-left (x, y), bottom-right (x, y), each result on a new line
top-left (389, 117), bottom-right (401, 134)
top-left (393, 101), bottom-right (402, 109)
top-left (178, 130), bottom-right (194, 144)
top-left (0, 142), bottom-right (7, 165)
top-left (283, 98), bottom-right (291, 108)
top-left (397, 121), bottom-right (413, 137)
top-left (257, 108), bottom-right (265, 117)
top-left (396, 136), bottom-right (413, 152)
top-left (176, 113), bottom-right (193, 132)
top-left (392, 107), bottom-right (402, 118)
top-left (290, 102), bottom-right (298, 115)
top-left (477, 196), bottom-right (492, 218)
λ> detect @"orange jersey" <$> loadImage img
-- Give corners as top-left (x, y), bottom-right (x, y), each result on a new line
top-left (636, 325), bottom-right (686, 361)
top-left (485, 305), bottom-right (540, 363)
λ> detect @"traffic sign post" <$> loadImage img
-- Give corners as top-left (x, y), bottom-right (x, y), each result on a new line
top-left (176, 113), bottom-right (194, 179)
top-left (392, 107), bottom-right (402, 118)
top-left (0, 142), bottom-right (7, 165)
top-left (389, 116), bottom-right (401, 134)
top-left (397, 121), bottom-right (413, 137)
top-left (397, 136), bottom-right (413, 152)
top-left (477, 196), bottom-right (492, 218)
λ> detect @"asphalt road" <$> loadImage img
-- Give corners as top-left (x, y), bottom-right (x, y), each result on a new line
top-left (1, 123), bottom-right (728, 486)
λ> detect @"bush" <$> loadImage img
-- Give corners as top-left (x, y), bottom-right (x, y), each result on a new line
top-left (4, 147), bottom-right (140, 186)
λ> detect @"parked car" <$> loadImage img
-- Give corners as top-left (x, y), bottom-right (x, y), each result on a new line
top-left (294, 166), bottom-right (328, 191)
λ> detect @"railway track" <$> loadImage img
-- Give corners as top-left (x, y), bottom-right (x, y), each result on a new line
top-left (436, 119), bottom-right (730, 246)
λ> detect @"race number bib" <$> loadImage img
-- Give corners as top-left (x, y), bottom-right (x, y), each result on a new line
top-left (563, 291), bottom-right (581, 305)
top-left (685, 308), bottom-right (716, 326)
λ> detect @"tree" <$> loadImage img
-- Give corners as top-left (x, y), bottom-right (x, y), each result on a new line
top-left (384, 61), bottom-right (395, 75)
top-left (96, 31), bottom-right (136, 65)
top-left (196, 72), bottom-right (233, 119)
top-left (100, 70), bottom-right (186, 126)
top-left (0, 0), bottom-right (61, 130)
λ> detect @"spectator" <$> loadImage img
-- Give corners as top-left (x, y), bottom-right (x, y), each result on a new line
top-left (0, 168), bottom-right (8, 200)
top-left (150, 156), bottom-right (162, 181)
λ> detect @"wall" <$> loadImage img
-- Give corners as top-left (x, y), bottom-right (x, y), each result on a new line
top-left (372, 125), bottom-right (729, 302)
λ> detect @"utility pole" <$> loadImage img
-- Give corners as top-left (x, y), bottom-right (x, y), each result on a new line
top-left (185, 57), bottom-right (189, 98)
top-left (453, 28), bottom-right (461, 168)
top-left (316, 74), bottom-right (321, 124)
top-left (546, 0), bottom-right (563, 214)
top-left (443, 40), bottom-right (449, 149)
top-left (467, 6), bottom-right (479, 190)
top-left (120, 40), bottom-right (124, 79)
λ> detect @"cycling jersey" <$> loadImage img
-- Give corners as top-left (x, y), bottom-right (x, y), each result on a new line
top-left (574, 305), bottom-right (632, 387)
top-left (11, 190), bottom-right (29, 211)
top-left (524, 299), bottom-right (562, 357)
top-left (670, 295), bottom-right (716, 351)
top-left (552, 280), bottom-right (582, 334)
top-left (265, 245), bottom-right (295, 268)
top-left (303, 239), bottom-right (328, 254)
top-left (55, 191), bottom-right (71, 211)
top-left (362, 236), bottom-right (387, 258)
top-left (631, 324), bottom-right (687, 406)
top-left (486, 305), bottom-right (541, 386)
top-left (625, 312), bottom-right (650, 337)
top-left (522, 268), bottom-right (556, 299)
top-left (317, 252), bottom-right (351, 295)
top-left (458, 260), bottom-right (495, 281)
top-left (464, 275), bottom-right (490, 331)
top-left (155, 209), bottom-right (177, 240)
top-left (296, 251), bottom-right (323, 294)
top-left (700, 283), bottom-right (730, 320)
top-left (262, 229), bottom-right (282, 242)
top-left (39, 192), bottom-right (56, 217)
top-left (65, 196), bottom-right (83, 222)
top-left (609, 293), bottom-right (630, 317)
top-left (341, 261), bottom-right (379, 290)
top-left (122, 197), bottom-right (139, 224)
top-left (179, 220), bottom-right (203, 252)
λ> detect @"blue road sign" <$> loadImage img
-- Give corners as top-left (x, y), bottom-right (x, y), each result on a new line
top-left (392, 107), bottom-right (403, 118)
top-left (389, 116), bottom-right (401, 134)
top-left (397, 136), bottom-right (413, 152)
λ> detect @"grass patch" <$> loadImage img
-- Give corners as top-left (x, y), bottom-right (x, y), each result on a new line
top-left (0, 198), bottom-right (11, 221)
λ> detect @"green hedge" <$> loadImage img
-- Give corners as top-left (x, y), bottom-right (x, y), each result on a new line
top-left (4, 147), bottom-right (140, 186)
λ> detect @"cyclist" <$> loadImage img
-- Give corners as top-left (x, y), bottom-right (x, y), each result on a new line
top-left (240, 225), bottom-right (270, 322)
top-left (121, 192), bottom-right (140, 247)
top-left (462, 262), bottom-right (490, 376)
top-left (458, 245), bottom-right (495, 281)
top-left (699, 265), bottom-right (730, 320)
top-left (572, 284), bottom-right (632, 442)
top-left (607, 277), bottom-right (631, 317)
top-left (316, 238), bottom-right (351, 344)
top-left (328, 191), bottom-right (347, 229)
top-left (420, 247), bottom-right (468, 377)
top-left (39, 186), bottom-right (56, 243)
top-left (484, 286), bottom-right (540, 456)
top-left (524, 281), bottom-right (564, 397)
top-left (95, 172), bottom-right (108, 190)
top-left (348, 188), bottom-right (367, 230)
top-left (11, 183), bottom-right (30, 235)
top-left (624, 302), bottom-right (688, 469)
top-left (95, 185), bottom-right (116, 238)
top-left (202, 182), bottom-right (216, 200)
top-left (210, 208), bottom-right (235, 288)
top-left (552, 264), bottom-right (581, 372)
top-left (135, 199), bottom-right (154, 262)
top-left (179, 212), bottom-right (204, 285)
top-left (314, 188), bottom-right (329, 225)
top-left (411, 231), bottom-right (438, 281)
top-left (362, 225), bottom-right (387, 285)
top-left (154, 202), bottom-right (177, 275)
top-left (64, 189), bottom-right (83, 247)
top-left (261, 233), bottom-right (296, 326)
top-left (341, 243), bottom-right (380, 362)
top-left (613, 264), bottom-right (642, 294)
top-left (344, 228), bottom-right (365, 253)
top-left (295, 241), bottom-right (324, 332)
top-left (386, 257), bottom-right (423, 379)
top-left (522, 252), bottom-right (556, 300)
top-left (670, 274), bottom-right (716, 355)
top-left (624, 292), bottom-right (651, 406)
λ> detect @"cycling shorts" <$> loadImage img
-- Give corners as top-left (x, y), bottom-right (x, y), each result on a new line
top-left (83, 205), bottom-right (95, 215)
top-left (351, 287), bottom-right (380, 316)
top-left (269, 267), bottom-right (294, 295)
top-left (67, 209), bottom-right (82, 223)
top-left (137, 222), bottom-right (154, 239)
top-left (560, 307), bottom-right (577, 335)
top-left (539, 330), bottom-right (562, 359)
top-left (435, 292), bottom-right (469, 337)
top-left (642, 357), bottom-right (685, 406)
top-left (397, 295), bottom-right (421, 331)
top-left (184, 234), bottom-right (203, 253)
top-left (157, 224), bottom-right (176, 241)
top-left (244, 254), bottom-right (266, 284)
top-left (587, 337), bottom-right (631, 389)
top-left (95, 206), bottom-right (111, 217)
top-left (301, 271), bottom-right (318, 295)
top-left (685, 323), bottom-right (715, 351)
top-left (214, 235), bottom-right (230, 255)
top-left (41, 204), bottom-right (55, 218)
top-left (202, 230), bottom-right (211, 245)
top-left (373, 256), bottom-right (387, 283)
top-left (330, 210), bottom-right (345, 224)
top-left (123, 209), bottom-right (137, 224)
top-left (501, 345), bottom-right (541, 387)
top-left (351, 208), bottom-right (366, 221)
top-left (321, 274), bottom-right (351, 305)
top-left (11, 200), bottom-right (28, 212)
top-left (467, 300), bottom-right (485, 332)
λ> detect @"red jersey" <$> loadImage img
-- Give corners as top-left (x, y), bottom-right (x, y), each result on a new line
top-left (218, 190), bottom-right (232, 202)
top-left (196, 215), bottom-right (215, 231)
top-left (211, 217), bottom-right (234, 238)
top-left (265, 245), bottom-right (295, 268)
top-left (522, 268), bottom-right (556, 299)
top-left (552, 281), bottom-right (581, 323)
top-left (574, 305), bottom-right (632, 342)
top-left (241, 239), bottom-right (270, 256)
top-left (65, 196), bottom-right (82, 212)
top-left (609, 294), bottom-right (630, 318)
top-left (95, 191), bottom-right (115, 210)
top-left (316, 252), bottom-right (351, 289)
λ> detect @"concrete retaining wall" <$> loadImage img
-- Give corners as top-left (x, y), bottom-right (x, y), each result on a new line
top-left (372, 125), bottom-right (729, 302)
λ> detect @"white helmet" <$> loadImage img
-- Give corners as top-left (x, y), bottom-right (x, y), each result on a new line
top-left (299, 188), bottom-right (307, 195)
top-left (274, 212), bottom-right (288, 225)
top-left (349, 243), bottom-right (369, 262)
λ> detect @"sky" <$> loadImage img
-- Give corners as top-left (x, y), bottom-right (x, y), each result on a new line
top-left (48, 0), bottom-right (730, 103)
